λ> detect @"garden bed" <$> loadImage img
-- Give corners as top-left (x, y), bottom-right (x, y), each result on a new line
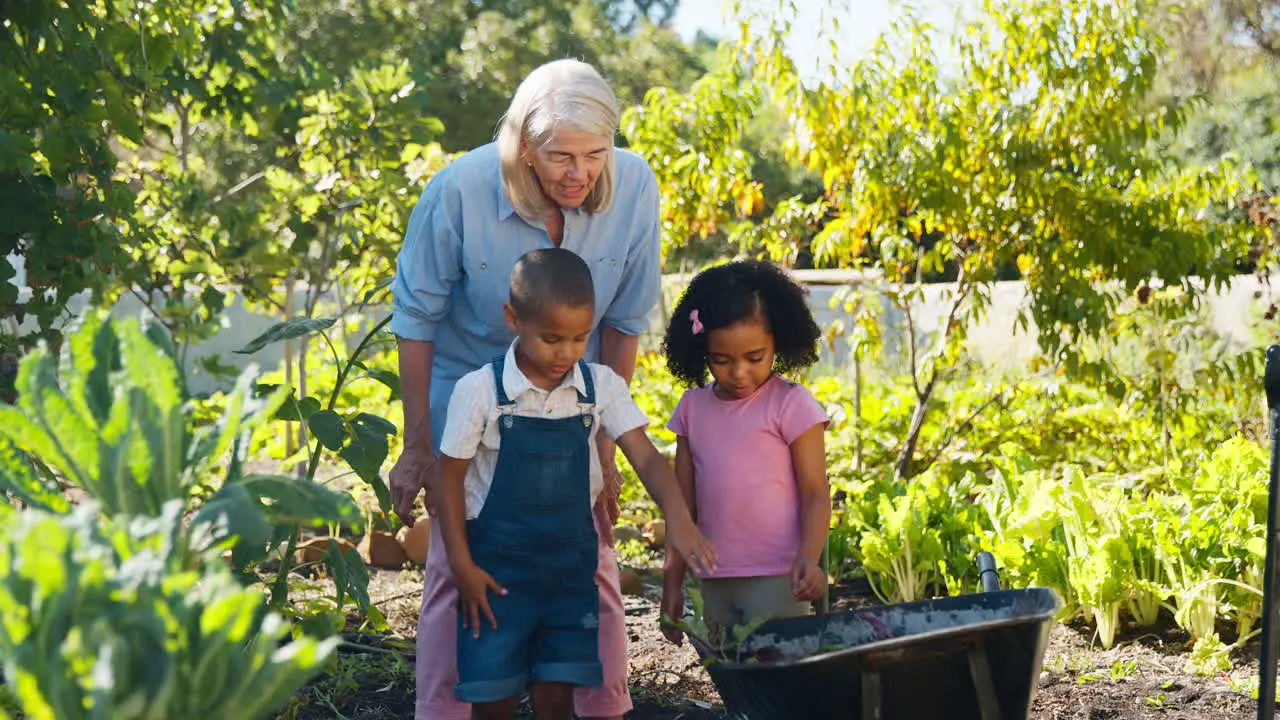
top-left (279, 568), bottom-right (1262, 720)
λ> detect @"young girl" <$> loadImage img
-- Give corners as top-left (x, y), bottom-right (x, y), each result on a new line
top-left (659, 259), bottom-right (832, 645)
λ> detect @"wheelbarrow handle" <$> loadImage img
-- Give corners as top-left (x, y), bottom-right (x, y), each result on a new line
top-left (977, 551), bottom-right (1001, 593)
top-left (1256, 344), bottom-right (1280, 720)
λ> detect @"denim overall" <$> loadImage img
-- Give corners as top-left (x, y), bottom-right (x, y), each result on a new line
top-left (454, 356), bottom-right (603, 703)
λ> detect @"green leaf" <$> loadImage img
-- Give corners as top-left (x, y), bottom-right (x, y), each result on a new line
top-left (234, 317), bottom-right (337, 355)
top-left (275, 395), bottom-right (322, 422)
top-left (0, 437), bottom-right (67, 513)
top-left (142, 319), bottom-right (181, 371)
top-left (0, 501), bottom-right (337, 718)
top-left (239, 474), bottom-right (362, 527)
top-left (307, 410), bottom-right (345, 451)
top-left (351, 412), bottom-right (397, 437)
top-left (337, 414), bottom-right (395, 514)
top-left (364, 369), bottom-right (400, 401)
top-left (359, 277), bottom-right (393, 309)
top-left (83, 310), bottom-right (122, 422)
top-left (191, 484), bottom-right (273, 570)
top-left (0, 127), bottom-right (31, 171)
top-left (200, 286), bottom-right (227, 315)
top-left (321, 539), bottom-right (372, 614)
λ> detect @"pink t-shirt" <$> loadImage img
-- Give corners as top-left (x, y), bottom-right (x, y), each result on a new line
top-left (667, 374), bottom-right (828, 579)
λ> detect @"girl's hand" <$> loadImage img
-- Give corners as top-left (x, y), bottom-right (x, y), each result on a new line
top-left (791, 556), bottom-right (826, 602)
top-left (659, 574), bottom-right (687, 646)
top-left (456, 562), bottom-right (508, 638)
top-left (666, 516), bottom-right (717, 577)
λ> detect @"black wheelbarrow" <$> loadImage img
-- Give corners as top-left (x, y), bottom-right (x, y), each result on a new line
top-left (687, 553), bottom-right (1061, 720)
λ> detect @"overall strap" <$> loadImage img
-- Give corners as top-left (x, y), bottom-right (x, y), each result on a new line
top-left (490, 355), bottom-right (513, 407)
top-left (576, 360), bottom-right (596, 406)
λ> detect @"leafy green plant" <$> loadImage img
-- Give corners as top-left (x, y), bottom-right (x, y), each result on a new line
top-left (1058, 468), bottom-right (1136, 650)
top-left (661, 586), bottom-right (771, 666)
top-left (854, 472), bottom-right (947, 604)
top-left (1122, 498), bottom-right (1166, 629)
top-left (0, 500), bottom-right (338, 720)
top-left (0, 309), bottom-right (364, 612)
top-left (231, 288), bottom-right (400, 615)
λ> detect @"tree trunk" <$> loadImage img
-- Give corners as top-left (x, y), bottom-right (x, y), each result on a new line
top-left (894, 374), bottom-right (937, 480)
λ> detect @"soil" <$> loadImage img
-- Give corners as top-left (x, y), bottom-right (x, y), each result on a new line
top-left (283, 566), bottom-right (1264, 720)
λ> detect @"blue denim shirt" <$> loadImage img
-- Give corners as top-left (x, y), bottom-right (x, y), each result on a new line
top-left (390, 142), bottom-right (662, 449)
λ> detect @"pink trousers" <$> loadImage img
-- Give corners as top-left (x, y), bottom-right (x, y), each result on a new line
top-left (414, 507), bottom-right (632, 719)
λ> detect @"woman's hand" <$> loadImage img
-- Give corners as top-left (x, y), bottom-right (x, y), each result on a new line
top-left (456, 561), bottom-right (508, 639)
top-left (595, 433), bottom-right (623, 546)
top-left (790, 556), bottom-right (827, 602)
top-left (659, 572), bottom-right (687, 646)
top-left (390, 449), bottom-right (437, 527)
top-left (666, 515), bottom-right (717, 578)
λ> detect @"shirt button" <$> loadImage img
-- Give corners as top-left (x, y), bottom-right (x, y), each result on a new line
top-left (480, 262), bottom-right (487, 270)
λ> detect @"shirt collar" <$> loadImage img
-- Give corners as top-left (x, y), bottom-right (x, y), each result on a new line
top-left (501, 338), bottom-right (588, 400)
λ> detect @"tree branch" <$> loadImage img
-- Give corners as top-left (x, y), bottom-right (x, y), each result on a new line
top-left (903, 296), bottom-right (923, 398)
top-left (1239, 6), bottom-right (1280, 58)
top-left (211, 170), bottom-right (267, 204)
top-left (917, 371), bottom-right (1048, 474)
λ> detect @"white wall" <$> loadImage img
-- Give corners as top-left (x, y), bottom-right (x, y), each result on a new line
top-left (8, 266), bottom-right (1274, 397)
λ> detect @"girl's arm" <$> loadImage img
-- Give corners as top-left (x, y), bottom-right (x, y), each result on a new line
top-left (663, 436), bottom-right (697, 582)
top-left (616, 428), bottom-right (717, 577)
top-left (789, 423), bottom-right (831, 601)
top-left (660, 436), bottom-right (697, 644)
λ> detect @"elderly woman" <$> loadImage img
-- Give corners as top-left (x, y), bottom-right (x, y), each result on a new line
top-left (389, 59), bottom-right (661, 720)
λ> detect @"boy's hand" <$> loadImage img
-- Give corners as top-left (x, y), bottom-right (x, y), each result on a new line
top-left (456, 562), bottom-right (508, 638)
top-left (790, 556), bottom-right (826, 602)
top-left (666, 516), bottom-right (717, 578)
top-left (659, 574), bottom-right (686, 646)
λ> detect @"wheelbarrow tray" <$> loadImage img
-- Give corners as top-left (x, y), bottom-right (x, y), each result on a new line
top-left (690, 587), bottom-right (1061, 720)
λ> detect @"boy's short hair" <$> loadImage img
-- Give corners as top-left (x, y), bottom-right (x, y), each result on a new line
top-left (509, 248), bottom-right (596, 318)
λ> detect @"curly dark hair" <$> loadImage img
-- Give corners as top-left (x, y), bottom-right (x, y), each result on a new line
top-left (661, 259), bottom-right (822, 388)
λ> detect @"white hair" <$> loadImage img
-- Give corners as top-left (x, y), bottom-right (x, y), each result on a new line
top-left (496, 59), bottom-right (620, 221)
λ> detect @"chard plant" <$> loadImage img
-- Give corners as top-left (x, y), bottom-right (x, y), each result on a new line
top-left (0, 501), bottom-right (337, 720)
top-left (977, 447), bottom-right (1076, 618)
top-left (855, 472), bottom-right (946, 604)
top-left (1182, 436), bottom-right (1268, 640)
top-left (1058, 467), bottom-right (1135, 650)
top-left (1122, 499), bottom-right (1166, 629)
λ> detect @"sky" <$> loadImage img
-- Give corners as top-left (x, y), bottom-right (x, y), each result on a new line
top-left (669, 0), bottom-right (969, 80)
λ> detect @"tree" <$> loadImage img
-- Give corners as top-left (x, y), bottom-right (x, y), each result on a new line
top-left (1151, 1), bottom-right (1280, 92)
top-left (0, 0), bottom-right (257, 347)
top-left (1222, 0), bottom-right (1280, 57)
top-left (630, 0), bottom-right (1265, 478)
top-left (280, 0), bottom-right (709, 152)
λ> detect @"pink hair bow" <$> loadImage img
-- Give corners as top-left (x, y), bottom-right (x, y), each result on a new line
top-left (690, 309), bottom-right (704, 335)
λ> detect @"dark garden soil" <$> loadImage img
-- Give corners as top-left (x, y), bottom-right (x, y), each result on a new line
top-left (282, 565), bottom-right (1262, 720)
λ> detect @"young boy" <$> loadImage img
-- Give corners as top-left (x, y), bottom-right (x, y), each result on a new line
top-left (433, 247), bottom-right (717, 720)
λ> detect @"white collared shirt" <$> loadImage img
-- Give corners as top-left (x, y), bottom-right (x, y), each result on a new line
top-left (439, 339), bottom-right (650, 519)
